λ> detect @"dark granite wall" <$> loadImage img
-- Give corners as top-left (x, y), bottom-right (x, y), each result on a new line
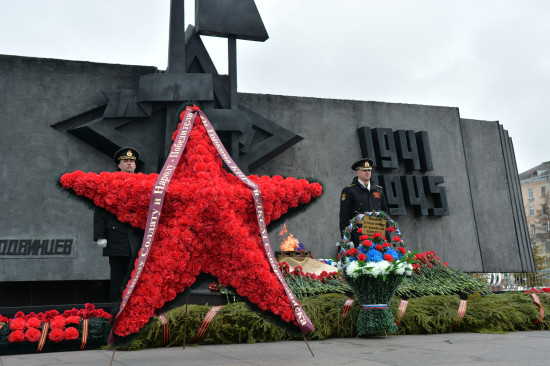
top-left (0, 55), bottom-right (534, 286)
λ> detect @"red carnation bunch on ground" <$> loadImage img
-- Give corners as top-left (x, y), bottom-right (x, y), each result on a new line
top-left (412, 250), bottom-right (448, 273)
top-left (1, 304), bottom-right (110, 344)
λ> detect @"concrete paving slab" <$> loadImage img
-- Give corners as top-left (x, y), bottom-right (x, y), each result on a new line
top-left (0, 331), bottom-right (549, 366)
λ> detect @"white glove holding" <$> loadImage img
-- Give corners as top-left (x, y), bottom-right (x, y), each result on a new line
top-left (96, 239), bottom-right (107, 248)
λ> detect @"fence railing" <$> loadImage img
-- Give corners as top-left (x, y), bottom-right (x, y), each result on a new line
top-left (469, 272), bottom-right (550, 292)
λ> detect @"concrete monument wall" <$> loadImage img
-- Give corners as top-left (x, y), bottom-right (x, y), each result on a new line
top-left (0, 55), bottom-right (156, 282)
top-left (0, 55), bottom-right (534, 285)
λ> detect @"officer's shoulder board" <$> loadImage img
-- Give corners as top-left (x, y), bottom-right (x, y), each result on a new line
top-left (375, 185), bottom-right (383, 189)
top-left (347, 184), bottom-right (356, 188)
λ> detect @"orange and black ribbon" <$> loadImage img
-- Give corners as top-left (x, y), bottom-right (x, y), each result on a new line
top-left (158, 313), bottom-right (170, 345)
top-left (451, 299), bottom-right (468, 329)
top-left (530, 293), bottom-right (545, 325)
top-left (342, 298), bottom-right (354, 320)
top-left (191, 305), bottom-right (224, 343)
top-left (37, 323), bottom-right (49, 352)
top-left (395, 299), bottom-right (409, 326)
top-left (80, 319), bottom-right (89, 350)
top-left (336, 298), bottom-right (354, 328)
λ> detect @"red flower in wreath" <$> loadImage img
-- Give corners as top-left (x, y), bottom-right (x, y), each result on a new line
top-left (25, 328), bottom-right (42, 342)
top-left (26, 317), bottom-right (41, 329)
top-left (50, 317), bottom-right (66, 330)
top-left (60, 111), bottom-right (323, 337)
top-left (363, 240), bottom-right (373, 248)
top-left (64, 327), bottom-right (80, 341)
top-left (9, 318), bottom-right (26, 331)
top-left (49, 328), bottom-right (65, 343)
top-left (65, 316), bottom-right (81, 325)
top-left (357, 253), bottom-right (367, 262)
top-left (8, 330), bottom-right (25, 343)
top-left (383, 254), bottom-right (394, 262)
top-left (346, 248), bottom-right (358, 256)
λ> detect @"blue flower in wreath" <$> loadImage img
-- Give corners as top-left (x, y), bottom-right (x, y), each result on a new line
top-left (357, 245), bottom-right (367, 254)
top-left (366, 248), bottom-right (383, 262)
top-left (386, 248), bottom-right (401, 260)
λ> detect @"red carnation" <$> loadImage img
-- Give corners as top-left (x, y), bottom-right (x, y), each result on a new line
top-left (64, 327), bottom-right (80, 341)
top-left (26, 317), bottom-right (42, 329)
top-left (443, 262), bottom-right (448, 266)
top-left (383, 242), bottom-right (391, 248)
top-left (65, 315), bottom-right (80, 325)
top-left (49, 328), bottom-right (65, 343)
top-left (310, 183), bottom-right (323, 196)
top-left (359, 235), bottom-right (368, 241)
top-left (9, 317), bottom-right (26, 331)
top-left (383, 254), bottom-right (394, 262)
top-left (363, 240), bottom-right (373, 247)
top-left (392, 236), bottom-right (403, 242)
top-left (357, 228), bottom-right (363, 234)
top-left (375, 244), bottom-right (383, 251)
top-left (8, 330), bottom-right (25, 343)
top-left (25, 328), bottom-right (42, 342)
top-left (386, 226), bottom-right (396, 232)
top-left (398, 247), bottom-right (406, 254)
top-left (372, 232), bottom-right (383, 239)
top-left (357, 253), bottom-right (367, 262)
top-left (346, 248), bottom-right (358, 256)
top-left (50, 317), bottom-right (66, 330)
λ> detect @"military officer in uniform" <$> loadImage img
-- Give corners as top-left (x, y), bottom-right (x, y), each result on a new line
top-left (339, 158), bottom-right (389, 236)
top-left (93, 147), bottom-right (144, 302)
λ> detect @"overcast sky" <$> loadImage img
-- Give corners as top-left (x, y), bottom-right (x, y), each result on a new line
top-left (2, 0), bottom-right (549, 173)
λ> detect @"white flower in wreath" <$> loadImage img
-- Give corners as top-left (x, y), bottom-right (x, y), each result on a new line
top-left (345, 261), bottom-right (359, 277)
top-left (370, 261), bottom-right (391, 277)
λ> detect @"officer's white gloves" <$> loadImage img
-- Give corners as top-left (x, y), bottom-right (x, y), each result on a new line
top-left (96, 239), bottom-right (107, 248)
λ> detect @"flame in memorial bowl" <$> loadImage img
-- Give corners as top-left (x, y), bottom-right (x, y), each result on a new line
top-left (279, 223), bottom-right (299, 251)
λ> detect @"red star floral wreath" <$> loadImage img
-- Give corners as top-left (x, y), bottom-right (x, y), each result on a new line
top-left (60, 107), bottom-right (323, 339)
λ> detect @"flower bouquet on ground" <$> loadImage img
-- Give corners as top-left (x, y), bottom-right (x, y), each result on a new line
top-left (396, 250), bottom-right (491, 298)
top-left (337, 211), bottom-right (415, 335)
top-left (0, 304), bottom-right (111, 356)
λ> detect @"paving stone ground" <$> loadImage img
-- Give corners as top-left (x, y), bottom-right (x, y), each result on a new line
top-left (1, 331), bottom-right (549, 366)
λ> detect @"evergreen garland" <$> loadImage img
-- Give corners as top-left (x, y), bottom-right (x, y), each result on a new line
top-left (108, 292), bottom-right (550, 350)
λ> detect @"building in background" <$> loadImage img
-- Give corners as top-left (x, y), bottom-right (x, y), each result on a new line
top-left (520, 161), bottom-right (550, 269)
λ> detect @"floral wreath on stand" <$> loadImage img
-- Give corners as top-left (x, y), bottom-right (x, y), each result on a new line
top-left (337, 211), bottom-right (414, 279)
top-left (336, 211), bottom-right (416, 336)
